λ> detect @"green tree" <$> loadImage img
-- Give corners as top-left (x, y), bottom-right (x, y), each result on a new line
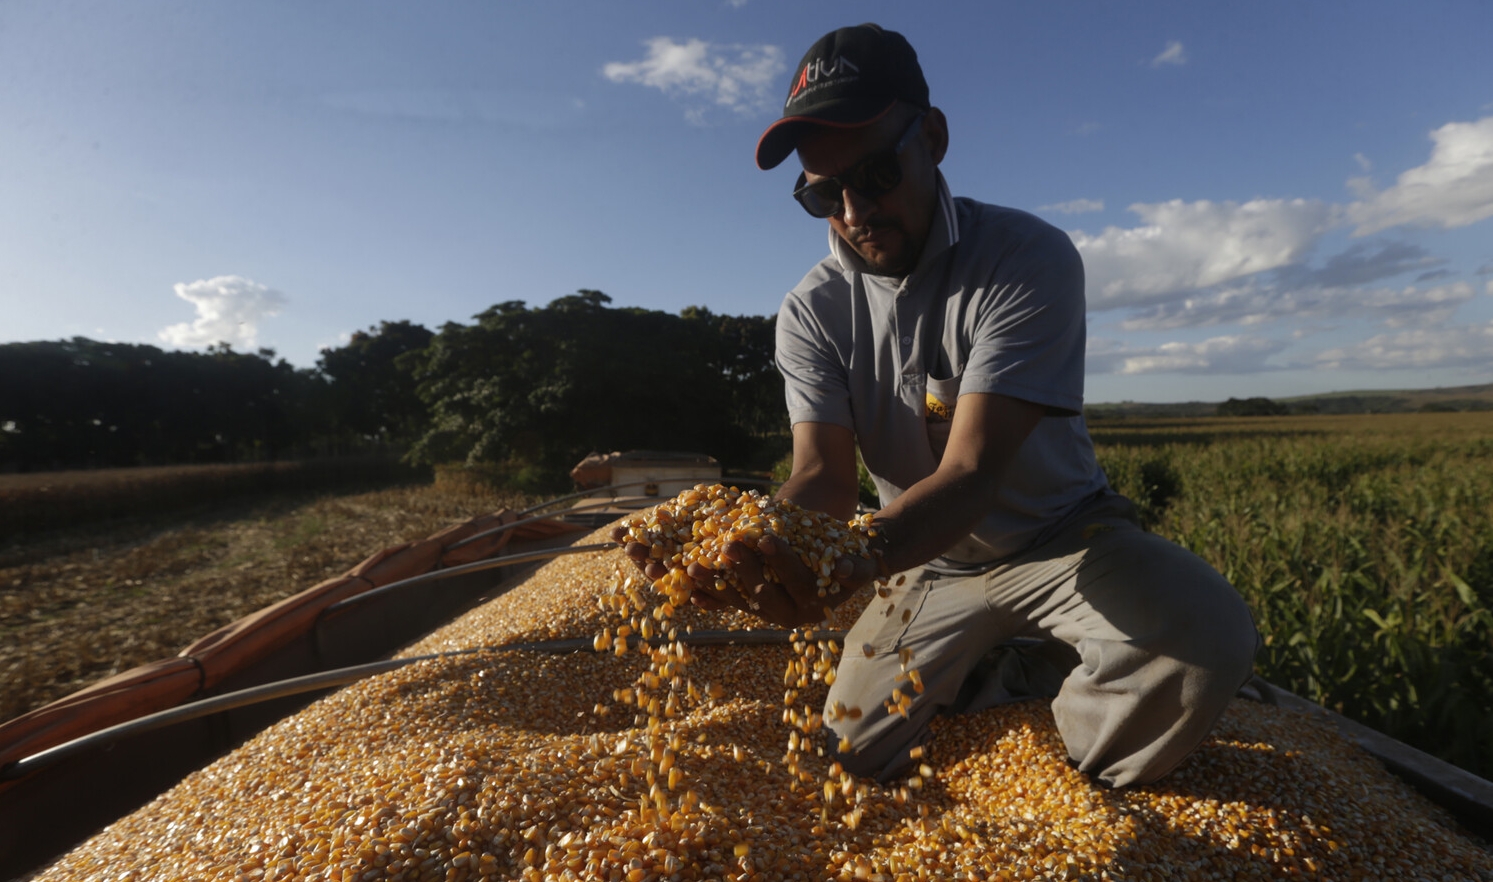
top-left (1217, 396), bottom-right (1289, 417)
top-left (0, 338), bottom-right (322, 469)
top-left (404, 292), bottom-right (783, 486)
top-left (315, 320), bottom-right (434, 445)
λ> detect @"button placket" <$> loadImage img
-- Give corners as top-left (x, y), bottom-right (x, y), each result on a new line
top-left (896, 292), bottom-right (923, 420)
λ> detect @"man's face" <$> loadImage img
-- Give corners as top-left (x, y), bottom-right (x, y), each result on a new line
top-left (796, 106), bottom-right (946, 277)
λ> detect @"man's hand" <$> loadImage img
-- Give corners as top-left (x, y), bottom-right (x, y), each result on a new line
top-left (691, 534), bottom-right (878, 627)
top-left (611, 524), bottom-right (876, 627)
top-left (610, 525), bottom-right (730, 612)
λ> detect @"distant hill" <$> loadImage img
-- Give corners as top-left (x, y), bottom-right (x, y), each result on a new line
top-left (1084, 400), bottom-right (1217, 419)
top-left (1086, 383), bottom-right (1493, 419)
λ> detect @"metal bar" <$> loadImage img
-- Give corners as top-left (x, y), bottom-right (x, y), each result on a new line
top-left (514, 475), bottom-right (775, 518)
top-left (323, 543), bottom-right (618, 616)
top-left (515, 480), bottom-right (658, 516)
top-left (456, 477), bottom-right (778, 553)
top-left (0, 655), bottom-right (448, 782)
top-left (0, 629), bottom-right (837, 782)
top-left (446, 500), bottom-right (635, 553)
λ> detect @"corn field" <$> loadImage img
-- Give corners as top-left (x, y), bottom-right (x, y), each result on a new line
top-left (1093, 412), bottom-right (1493, 779)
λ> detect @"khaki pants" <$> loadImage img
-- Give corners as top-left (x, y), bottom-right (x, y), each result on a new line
top-left (826, 493), bottom-right (1259, 788)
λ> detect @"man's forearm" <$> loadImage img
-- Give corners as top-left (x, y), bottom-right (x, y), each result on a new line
top-left (775, 468), bottom-right (859, 522)
top-left (870, 392), bottom-right (1046, 575)
top-left (773, 422), bottom-right (864, 522)
top-left (868, 465), bottom-right (1003, 575)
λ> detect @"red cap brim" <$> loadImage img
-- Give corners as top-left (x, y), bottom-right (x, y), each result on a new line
top-left (754, 102), bottom-right (895, 170)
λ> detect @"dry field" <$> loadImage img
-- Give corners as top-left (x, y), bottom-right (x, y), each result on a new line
top-left (0, 458), bottom-right (422, 536)
top-left (0, 480), bottom-right (533, 724)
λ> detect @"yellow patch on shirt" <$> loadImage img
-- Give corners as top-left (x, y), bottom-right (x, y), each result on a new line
top-left (925, 393), bottom-right (954, 422)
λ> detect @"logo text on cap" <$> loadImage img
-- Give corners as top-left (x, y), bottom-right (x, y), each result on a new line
top-left (789, 56), bottom-right (861, 101)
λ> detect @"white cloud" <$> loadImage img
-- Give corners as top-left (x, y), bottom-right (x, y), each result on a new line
top-left (603, 37), bottom-right (786, 121)
top-left (1288, 240), bottom-right (1440, 287)
top-left (1063, 112), bottom-right (1493, 384)
top-left (159, 276), bottom-right (286, 350)
top-left (1087, 334), bottom-right (1283, 375)
top-left (1150, 41), bottom-right (1187, 67)
top-left (1070, 198), bottom-right (1337, 308)
top-left (1116, 283), bottom-right (1285, 331)
top-left (1314, 322), bottom-right (1493, 370)
top-left (1345, 175), bottom-right (1376, 200)
top-left (1372, 282), bottom-right (1473, 326)
top-left (1040, 198), bottom-right (1104, 215)
top-left (1347, 115), bottom-right (1493, 235)
top-left (1122, 281), bottom-right (1474, 331)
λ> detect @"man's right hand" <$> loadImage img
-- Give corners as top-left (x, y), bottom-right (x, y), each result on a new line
top-left (611, 524), bottom-right (873, 625)
top-left (610, 525), bottom-right (730, 611)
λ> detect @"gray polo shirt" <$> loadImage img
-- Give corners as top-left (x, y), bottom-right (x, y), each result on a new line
top-left (775, 173), bottom-right (1111, 568)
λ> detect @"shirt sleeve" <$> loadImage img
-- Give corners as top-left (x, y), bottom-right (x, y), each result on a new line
top-left (774, 288), bottom-right (855, 430)
top-left (958, 219), bottom-right (1086, 416)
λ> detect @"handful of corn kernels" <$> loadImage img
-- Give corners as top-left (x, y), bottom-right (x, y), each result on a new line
top-left (618, 483), bottom-right (881, 613)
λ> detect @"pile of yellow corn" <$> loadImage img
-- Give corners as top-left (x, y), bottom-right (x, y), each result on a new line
top-left (32, 521), bottom-right (1493, 881)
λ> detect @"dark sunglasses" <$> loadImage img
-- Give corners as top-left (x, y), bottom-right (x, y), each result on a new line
top-left (792, 112), bottom-right (927, 218)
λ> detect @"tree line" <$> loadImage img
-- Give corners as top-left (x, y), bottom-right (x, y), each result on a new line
top-left (0, 291), bottom-right (786, 488)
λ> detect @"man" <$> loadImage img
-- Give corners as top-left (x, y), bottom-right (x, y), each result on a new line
top-left (622, 23), bottom-right (1258, 789)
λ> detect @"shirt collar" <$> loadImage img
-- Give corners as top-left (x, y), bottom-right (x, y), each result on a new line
top-left (828, 170), bottom-right (961, 280)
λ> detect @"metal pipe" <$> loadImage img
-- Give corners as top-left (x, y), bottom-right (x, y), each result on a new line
top-left (445, 499), bottom-right (634, 553)
top-left (514, 475), bottom-right (775, 517)
top-left (515, 480), bottom-right (658, 516)
top-left (460, 476), bottom-right (779, 554)
top-left (323, 542), bottom-right (618, 616)
top-left (0, 655), bottom-right (451, 782)
top-left (0, 628), bottom-right (839, 782)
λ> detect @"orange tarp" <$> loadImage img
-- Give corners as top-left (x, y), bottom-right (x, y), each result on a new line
top-left (181, 575), bottom-right (370, 690)
top-left (0, 657), bottom-right (203, 770)
top-left (438, 510), bottom-right (519, 567)
top-left (350, 537), bottom-right (446, 587)
top-left (515, 517), bottom-right (591, 542)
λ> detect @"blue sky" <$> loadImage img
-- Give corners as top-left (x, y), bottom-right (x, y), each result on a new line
top-left (2, 1), bottom-right (1490, 403)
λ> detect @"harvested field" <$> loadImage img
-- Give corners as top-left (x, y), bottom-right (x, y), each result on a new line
top-left (0, 458), bottom-right (425, 537)
top-left (0, 481), bottom-right (533, 723)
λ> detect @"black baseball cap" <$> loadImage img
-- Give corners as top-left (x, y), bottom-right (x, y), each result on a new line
top-left (755, 23), bottom-right (930, 170)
